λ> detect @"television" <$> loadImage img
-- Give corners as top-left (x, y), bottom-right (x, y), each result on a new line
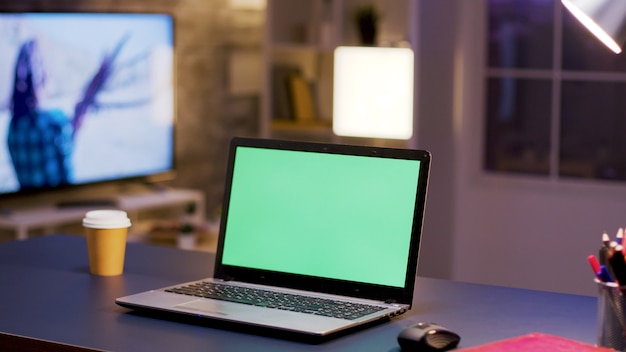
top-left (0, 12), bottom-right (175, 200)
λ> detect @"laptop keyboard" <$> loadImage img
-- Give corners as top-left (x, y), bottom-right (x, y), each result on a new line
top-left (165, 281), bottom-right (386, 320)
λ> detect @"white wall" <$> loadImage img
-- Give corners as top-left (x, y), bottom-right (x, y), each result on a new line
top-left (416, 0), bottom-right (626, 296)
top-left (413, 0), bottom-right (459, 281)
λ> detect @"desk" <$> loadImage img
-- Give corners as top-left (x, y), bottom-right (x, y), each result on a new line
top-left (0, 235), bottom-right (598, 351)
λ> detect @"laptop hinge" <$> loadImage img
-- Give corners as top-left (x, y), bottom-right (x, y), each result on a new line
top-left (384, 299), bottom-right (397, 304)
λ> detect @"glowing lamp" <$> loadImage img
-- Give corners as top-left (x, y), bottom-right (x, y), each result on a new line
top-left (333, 46), bottom-right (414, 140)
top-left (562, 0), bottom-right (626, 54)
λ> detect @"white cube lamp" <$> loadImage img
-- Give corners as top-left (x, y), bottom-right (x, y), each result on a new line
top-left (333, 46), bottom-right (414, 140)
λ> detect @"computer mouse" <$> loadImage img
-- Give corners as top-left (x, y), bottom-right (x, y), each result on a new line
top-left (397, 322), bottom-right (461, 351)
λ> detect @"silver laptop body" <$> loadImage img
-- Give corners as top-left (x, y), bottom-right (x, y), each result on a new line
top-left (116, 137), bottom-right (431, 341)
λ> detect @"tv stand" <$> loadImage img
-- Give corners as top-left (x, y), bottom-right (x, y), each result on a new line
top-left (0, 188), bottom-right (205, 241)
top-left (55, 199), bottom-right (118, 208)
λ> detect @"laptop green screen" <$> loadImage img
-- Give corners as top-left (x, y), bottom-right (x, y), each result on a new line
top-left (221, 146), bottom-right (421, 288)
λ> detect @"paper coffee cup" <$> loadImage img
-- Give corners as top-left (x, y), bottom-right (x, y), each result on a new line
top-left (83, 210), bottom-right (131, 276)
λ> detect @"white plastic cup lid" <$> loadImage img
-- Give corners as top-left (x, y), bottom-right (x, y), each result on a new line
top-left (82, 210), bottom-right (131, 229)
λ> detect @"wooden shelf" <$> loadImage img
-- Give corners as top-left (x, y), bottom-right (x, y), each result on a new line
top-left (272, 119), bottom-right (331, 131)
top-left (261, 0), bottom-right (417, 143)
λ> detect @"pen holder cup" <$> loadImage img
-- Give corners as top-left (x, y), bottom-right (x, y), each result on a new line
top-left (597, 279), bottom-right (626, 351)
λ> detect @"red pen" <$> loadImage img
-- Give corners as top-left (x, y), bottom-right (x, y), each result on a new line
top-left (588, 254), bottom-right (602, 279)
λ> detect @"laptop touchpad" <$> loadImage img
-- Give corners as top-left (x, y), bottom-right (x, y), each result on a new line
top-left (174, 300), bottom-right (237, 316)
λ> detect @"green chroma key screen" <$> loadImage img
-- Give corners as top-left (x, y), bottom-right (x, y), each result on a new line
top-left (221, 146), bottom-right (421, 288)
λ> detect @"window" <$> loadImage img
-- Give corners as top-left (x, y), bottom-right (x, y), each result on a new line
top-left (485, 0), bottom-right (626, 182)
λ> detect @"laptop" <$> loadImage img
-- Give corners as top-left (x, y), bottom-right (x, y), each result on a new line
top-left (115, 137), bottom-right (431, 341)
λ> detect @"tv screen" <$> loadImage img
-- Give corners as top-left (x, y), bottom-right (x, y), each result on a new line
top-left (0, 12), bottom-right (175, 197)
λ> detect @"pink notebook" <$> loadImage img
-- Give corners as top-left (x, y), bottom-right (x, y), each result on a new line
top-left (459, 333), bottom-right (613, 351)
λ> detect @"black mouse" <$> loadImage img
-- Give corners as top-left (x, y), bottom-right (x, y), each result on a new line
top-left (397, 322), bottom-right (460, 351)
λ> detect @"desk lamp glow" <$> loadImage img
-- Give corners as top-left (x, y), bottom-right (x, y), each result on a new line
top-left (333, 46), bottom-right (414, 140)
top-left (561, 0), bottom-right (626, 54)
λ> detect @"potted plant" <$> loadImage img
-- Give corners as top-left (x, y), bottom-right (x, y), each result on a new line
top-left (354, 4), bottom-right (381, 46)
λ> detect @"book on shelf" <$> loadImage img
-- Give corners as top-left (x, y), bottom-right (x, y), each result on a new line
top-left (271, 64), bottom-right (299, 121)
top-left (288, 72), bottom-right (317, 123)
top-left (271, 65), bottom-right (320, 125)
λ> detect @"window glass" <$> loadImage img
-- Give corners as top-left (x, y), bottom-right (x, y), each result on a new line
top-left (486, 0), bottom-right (626, 184)
top-left (487, 0), bottom-right (554, 69)
top-left (560, 81), bottom-right (626, 181)
top-left (485, 78), bottom-right (552, 175)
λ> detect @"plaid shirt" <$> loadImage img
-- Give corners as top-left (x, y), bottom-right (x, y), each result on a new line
top-left (7, 109), bottom-right (74, 189)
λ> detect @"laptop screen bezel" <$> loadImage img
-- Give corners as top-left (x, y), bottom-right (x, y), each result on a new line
top-left (213, 137), bottom-right (430, 305)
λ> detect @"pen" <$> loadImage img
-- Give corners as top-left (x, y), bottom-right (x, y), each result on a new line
top-left (603, 232), bottom-right (611, 247)
top-left (608, 245), bottom-right (626, 289)
top-left (599, 265), bottom-right (614, 282)
top-left (588, 254), bottom-right (601, 279)
top-left (589, 254), bottom-right (614, 282)
top-left (600, 232), bottom-right (611, 266)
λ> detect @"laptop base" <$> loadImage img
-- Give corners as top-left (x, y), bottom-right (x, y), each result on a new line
top-left (116, 302), bottom-right (393, 344)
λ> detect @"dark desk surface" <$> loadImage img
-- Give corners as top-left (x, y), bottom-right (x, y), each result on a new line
top-left (0, 235), bottom-right (598, 351)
